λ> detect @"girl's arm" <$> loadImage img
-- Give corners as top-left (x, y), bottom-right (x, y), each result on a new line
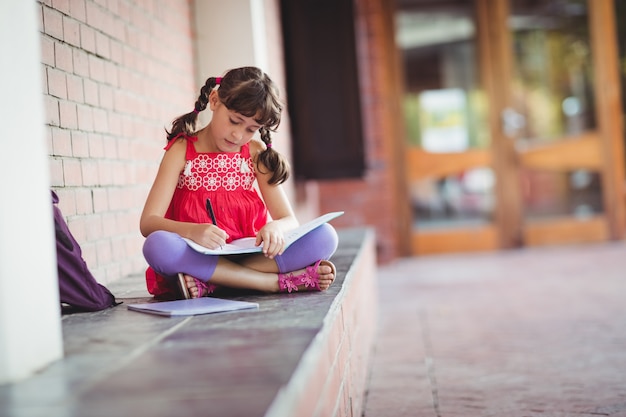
top-left (139, 139), bottom-right (228, 249)
top-left (252, 140), bottom-right (298, 258)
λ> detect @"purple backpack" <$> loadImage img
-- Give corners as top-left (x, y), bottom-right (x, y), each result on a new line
top-left (52, 191), bottom-right (118, 312)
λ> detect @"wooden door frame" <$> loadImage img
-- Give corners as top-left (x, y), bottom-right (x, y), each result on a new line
top-left (478, 0), bottom-right (625, 247)
top-left (403, 0), bottom-right (625, 255)
top-left (476, 0), bottom-right (524, 249)
top-left (589, 0), bottom-right (626, 240)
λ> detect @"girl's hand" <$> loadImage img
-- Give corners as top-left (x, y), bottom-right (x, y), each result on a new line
top-left (189, 224), bottom-right (229, 250)
top-left (255, 222), bottom-right (286, 259)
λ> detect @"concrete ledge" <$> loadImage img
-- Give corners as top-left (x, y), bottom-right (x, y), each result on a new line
top-left (267, 228), bottom-right (378, 417)
top-left (0, 228), bottom-right (378, 417)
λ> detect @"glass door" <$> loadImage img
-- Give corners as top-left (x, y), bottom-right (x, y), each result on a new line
top-left (481, 0), bottom-right (625, 248)
top-left (397, 0), bottom-right (625, 254)
top-left (397, 0), bottom-right (499, 254)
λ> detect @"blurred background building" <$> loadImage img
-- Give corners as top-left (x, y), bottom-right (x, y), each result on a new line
top-left (28, 0), bottom-right (626, 274)
top-left (35, 0), bottom-right (626, 280)
top-left (2, 0), bottom-right (626, 386)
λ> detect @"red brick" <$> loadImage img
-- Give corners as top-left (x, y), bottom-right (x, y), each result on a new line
top-left (51, 0), bottom-right (70, 14)
top-left (74, 187), bottom-right (93, 215)
top-left (107, 112), bottom-right (122, 136)
top-left (44, 95), bottom-right (60, 126)
top-left (49, 157), bottom-right (64, 186)
top-left (58, 100), bottom-right (78, 129)
top-left (98, 161), bottom-right (115, 185)
top-left (66, 73), bottom-right (84, 102)
top-left (80, 240), bottom-right (97, 266)
top-left (54, 41), bottom-right (73, 72)
top-left (88, 54), bottom-right (105, 82)
top-left (98, 84), bottom-right (114, 109)
top-left (64, 212), bottom-right (86, 240)
top-left (36, 2), bottom-right (45, 30)
top-left (71, 131), bottom-right (89, 157)
top-left (92, 108), bottom-right (108, 133)
top-left (41, 66), bottom-right (49, 94)
top-left (84, 213), bottom-right (103, 241)
top-left (47, 67), bottom-right (67, 99)
top-left (102, 213), bottom-right (121, 237)
top-left (63, 160), bottom-right (83, 187)
top-left (76, 104), bottom-right (93, 131)
top-left (72, 48), bottom-right (89, 76)
top-left (96, 238), bottom-right (113, 264)
top-left (112, 161), bottom-right (125, 185)
top-left (318, 360), bottom-right (343, 417)
top-left (42, 6), bottom-right (64, 40)
top-left (80, 159), bottom-right (99, 186)
top-left (104, 60), bottom-right (118, 86)
top-left (85, 1), bottom-right (106, 31)
top-left (62, 15), bottom-right (80, 46)
top-left (41, 36), bottom-right (55, 66)
top-left (88, 133), bottom-right (105, 158)
top-left (51, 127), bottom-right (72, 156)
top-left (92, 187), bottom-right (109, 212)
top-left (55, 188), bottom-right (77, 216)
top-left (102, 134), bottom-right (117, 158)
top-left (95, 31), bottom-right (110, 58)
top-left (69, 0), bottom-right (86, 23)
top-left (83, 78), bottom-right (98, 106)
top-left (109, 39), bottom-right (123, 64)
top-left (80, 24), bottom-right (96, 54)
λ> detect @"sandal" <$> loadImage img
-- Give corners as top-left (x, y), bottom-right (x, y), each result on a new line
top-left (177, 273), bottom-right (218, 299)
top-left (278, 260), bottom-right (337, 293)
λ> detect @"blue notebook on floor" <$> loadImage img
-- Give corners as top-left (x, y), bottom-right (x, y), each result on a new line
top-left (127, 297), bottom-right (259, 317)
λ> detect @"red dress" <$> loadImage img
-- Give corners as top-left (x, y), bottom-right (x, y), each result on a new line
top-left (146, 135), bottom-right (268, 297)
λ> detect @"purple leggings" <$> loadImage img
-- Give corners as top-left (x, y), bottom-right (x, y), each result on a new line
top-left (143, 223), bottom-right (338, 283)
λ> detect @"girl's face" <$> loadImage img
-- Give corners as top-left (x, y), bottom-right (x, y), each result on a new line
top-left (209, 90), bottom-right (261, 152)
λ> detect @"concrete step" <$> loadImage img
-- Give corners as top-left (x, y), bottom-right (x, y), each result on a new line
top-left (0, 228), bottom-right (378, 417)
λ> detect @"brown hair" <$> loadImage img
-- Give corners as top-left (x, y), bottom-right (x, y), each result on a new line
top-left (166, 67), bottom-right (289, 185)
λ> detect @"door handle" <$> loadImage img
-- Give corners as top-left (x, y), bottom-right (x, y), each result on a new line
top-left (501, 107), bottom-right (526, 137)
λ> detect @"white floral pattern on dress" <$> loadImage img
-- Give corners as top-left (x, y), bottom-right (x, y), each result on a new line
top-left (213, 154), bottom-right (231, 173)
top-left (223, 172), bottom-right (241, 191)
top-left (202, 172), bottom-right (220, 191)
top-left (178, 152), bottom-right (255, 192)
top-left (194, 154), bottom-right (211, 173)
top-left (184, 173), bottom-right (201, 191)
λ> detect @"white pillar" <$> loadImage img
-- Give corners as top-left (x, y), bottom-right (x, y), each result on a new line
top-left (0, 1), bottom-right (63, 383)
top-left (193, 0), bottom-right (269, 81)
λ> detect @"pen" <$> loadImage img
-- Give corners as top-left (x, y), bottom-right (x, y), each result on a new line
top-left (206, 198), bottom-right (217, 225)
top-left (206, 198), bottom-right (222, 250)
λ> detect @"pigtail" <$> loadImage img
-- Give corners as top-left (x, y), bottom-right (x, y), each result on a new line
top-left (165, 77), bottom-right (221, 141)
top-left (257, 127), bottom-right (289, 185)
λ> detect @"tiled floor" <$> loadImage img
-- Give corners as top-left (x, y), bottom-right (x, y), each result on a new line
top-left (363, 241), bottom-right (626, 417)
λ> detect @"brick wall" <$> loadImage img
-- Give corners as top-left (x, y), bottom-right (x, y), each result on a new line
top-left (39, 0), bottom-right (197, 284)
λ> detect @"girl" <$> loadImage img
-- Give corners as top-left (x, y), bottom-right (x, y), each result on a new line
top-left (140, 66), bottom-right (338, 299)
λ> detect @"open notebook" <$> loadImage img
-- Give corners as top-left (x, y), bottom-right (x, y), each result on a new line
top-left (127, 297), bottom-right (259, 317)
top-left (183, 211), bottom-right (344, 255)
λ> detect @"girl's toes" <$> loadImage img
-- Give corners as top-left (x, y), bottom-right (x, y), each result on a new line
top-left (184, 276), bottom-right (199, 298)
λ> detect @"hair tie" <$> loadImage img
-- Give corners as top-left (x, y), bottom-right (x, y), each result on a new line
top-left (215, 77), bottom-right (222, 84)
top-left (192, 109), bottom-right (199, 114)
top-left (266, 142), bottom-right (272, 149)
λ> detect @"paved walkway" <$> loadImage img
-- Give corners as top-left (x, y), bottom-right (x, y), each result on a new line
top-left (363, 241), bottom-right (626, 417)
